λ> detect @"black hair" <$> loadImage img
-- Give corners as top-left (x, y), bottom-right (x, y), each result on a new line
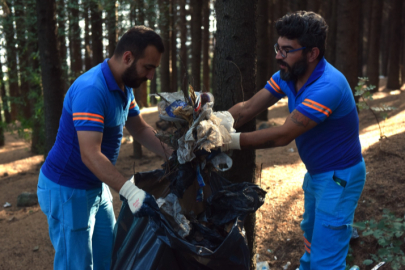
top-left (114, 26), bottom-right (164, 59)
top-left (275, 11), bottom-right (328, 60)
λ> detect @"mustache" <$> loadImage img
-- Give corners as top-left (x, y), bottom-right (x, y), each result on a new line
top-left (277, 59), bottom-right (288, 67)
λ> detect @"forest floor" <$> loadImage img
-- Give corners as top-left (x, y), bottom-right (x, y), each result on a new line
top-left (0, 78), bottom-right (405, 270)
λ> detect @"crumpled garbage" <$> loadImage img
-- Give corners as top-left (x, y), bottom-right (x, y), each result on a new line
top-left (3, 202), bottom-right (11, 208)
top-left (157, 193), bottom-right (191, 238)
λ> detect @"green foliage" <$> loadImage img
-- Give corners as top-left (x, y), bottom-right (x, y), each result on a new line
top-left (354, 77), bottom-right (397, 139)
top-left (353, 210), bottom-right (405, 270)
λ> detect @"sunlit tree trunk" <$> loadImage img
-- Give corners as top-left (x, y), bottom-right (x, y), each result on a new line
top-left (386, 0), bottom-right (403, 90)
top-left (367, 0), bottom-right (383, 91)
top-left (214, 1), bottom-right (257, 268)
top-left (4, 1), bottom-right (19, 121)
top-left (191, 0), bottom-right (202, 91)
top-left (36, 0), bottom-right (64, 156)
top-left (91, 0), bottom-right (103, 66)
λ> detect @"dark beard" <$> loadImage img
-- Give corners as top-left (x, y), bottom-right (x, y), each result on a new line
top-left (122, 61), bottom-right (147, 88)
top-left (278, 56), bottom-right (308, 82)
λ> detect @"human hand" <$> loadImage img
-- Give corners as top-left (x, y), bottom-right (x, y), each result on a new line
top-left (119, 176), bottom-right (147, 214)
top-left (221, 132), bottom-right (241, 152)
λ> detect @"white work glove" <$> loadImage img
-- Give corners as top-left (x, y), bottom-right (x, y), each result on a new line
top-left (221, 132), bottom-right (241, 152)
top-left (119, 176), bottom-right (146, 214)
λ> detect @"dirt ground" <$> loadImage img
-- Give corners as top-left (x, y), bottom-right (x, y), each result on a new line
top-left (0, 78), bottom-right (404, 270)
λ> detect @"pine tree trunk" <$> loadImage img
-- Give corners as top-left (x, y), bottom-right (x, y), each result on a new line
top-left (171, 0), bottom-right (178, 93)
top-left (0, 57), bottom-right (11, 124)
top-left (70, 0), bottom-right (82, 78)
top-left (357, 0), bottom-right (371, 77)
top-left (56, 0), bottom-right (68, 93)
top-left (214, 1), bottom-right (257, 269)
top-left (380, 1), bottom-right (390, 77)
top-left (106, 1), bottom-right (117, 57)
top-left (0, 59), bottom-right (5, 146)
top-left (147, 0), bottom-right (158, 105)
top-left (179, 0), bottom-right (188, 92)
top-left (4, 1), bottom-right (19, 121)
top-left (386, 0), bottom-right (403, 90)
top-left (267, 0), bottom-right (274, 79)
top-left (401, 3), bottom-right (405, 86)
top-left (84, 0), bottom-right (92, 71)
top-left (306, 0), bottom-right (321, 12)
top-left (321, 0), bottom-right (337, 66)
top-left (36, 0), bottom-right (64, 156)
top-left (159, 0), bottom-right (171, 92)
top-left (14, 0), bottom-right (31, 119)
top-left (202, 0), bottom-right (210, 92)
top-left (256, 0), bottom-right (268, 121)
top-left (272, 0), bottom-right (283, 73)
top-left (367, 0), bottom-right (383, 91)
top-left (90, 0), bottom-right (103, 66)
top-left (335, 0), bottom-right (360, 103)
top-left (191, 0), bottom-right (202, 91)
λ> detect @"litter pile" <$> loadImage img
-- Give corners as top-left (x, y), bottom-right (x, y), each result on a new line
top-left (111, 87), bottom-right (266, 270)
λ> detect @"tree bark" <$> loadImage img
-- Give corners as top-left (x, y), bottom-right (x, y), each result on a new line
top-left (367, 0), bottom-right (383, 91)
top-left (147, 0), bottom-right (158, 105)
top-left (335, 0), bottom-right (360, 102)
top-left (69, 0), bottom-right (82, 79)
top-left (357, 0), bottom-right (371, 77)
top-left (84, 0), bottom-right (92, 71)
top-left (306, 0), bottom-right (321, 12)
top-left (380, 1), bottom-right (390, 77)
top-left (272, 0), bottom-right (283, 74)
top-left (401, 2), bottom-right (405, 86)
top-left (179, 0), bottom-right (188, 93)
top-left (191, 0), bottom-right (202, 91)
top-left (171, 0), bottom-right (178, 93)
top-left (0, 59), bottom-right (5, 146)
top-left (386, 0), bottom-right (403, 90)
top-left (214, 1), bottom-right (257, 269)
top-left (106, 1), bottom-right (117, 57)
top-left (36, 0), bottom-right (64, 156)
top-left (159, 0), bottom-right (171, 92)
top-left (320, 0), bottom-right (337, 66)
top-left (202, 0), bottom-right (210, 92)
top-left (90, 0), bottom-right (103, 66)
top-left (256, 0), bottom-right (268, 121)
top-left (4, 1), bottom-right (19, 121)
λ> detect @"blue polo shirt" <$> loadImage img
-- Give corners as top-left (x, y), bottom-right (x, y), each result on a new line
top-left (42, 59), bottom-right (141, 189)
top-left (265, 57), bottom-right (362, 175)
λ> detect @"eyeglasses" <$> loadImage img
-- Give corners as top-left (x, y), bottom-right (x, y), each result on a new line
top-left (274, 43), bottom-right (306, 58)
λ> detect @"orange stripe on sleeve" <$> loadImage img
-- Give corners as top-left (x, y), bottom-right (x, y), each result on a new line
top-left (268, 79), bottom-right (284, 94)
top-left (73, 112), bottom-right (104, 120)
top-left (304, 99), bottom-right (332, 114)
top-left (304, 236), bottom-right (311, 247)
top-left (73, 117), bottom-right (104, 124)
top-left (270, 77), bottom-right (281, 91)
top-left (302, 102), bottom-right (330, 117)
top-left (305, 245), bottom-right (311, 254)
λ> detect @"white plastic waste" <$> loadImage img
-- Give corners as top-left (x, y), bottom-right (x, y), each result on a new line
top-left (256, 261), bottom-right (270, 270)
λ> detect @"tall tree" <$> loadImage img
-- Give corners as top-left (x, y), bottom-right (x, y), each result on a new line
top-left (320, 0), bottom-right (337, 66)
top-left (0, 59), bottom-right (5, 146)
top-left (306, 0), bottom-right (321, 12)
top-left (170, 0), bottom-right (178, 93)
top-left (401, 3), bottom-right (405, 86)
top-left (84, 0), bottom-right (92, 71)
top-left (159, 0), bottom-right (171, 92)
top-left (106, 0), bottom-right (117, 57)
top-left (335, 0), bottom-right (360, 102)
top-left (214, 0), bottom-right (257, 269)
top-left (357, 0), bottom-right (371, 77)
top-left (147, 0), bottom-right (158, 104)
top-left (69, 0), bottom-right (82, 79)
top-left (379, 1), bottom-right (390, 77)
top-left (191, 0), bottom-right (202, 91)
top-left (366, 0), bottom-right (383, 91)
top-left (256, 0), bottom-right (269, 121)
top-left (179, 0), bottom-right (188, 92)
top-left (3, 1), bottom-right (19, 121)
top-left (56, 0), bottom-right (68, 93)
top-left (0, 54), bottom-right (11, 124)
top-left (15, 0), bottom-right (31, 119)
top-left (386, 0), bottom-right (403, 90)
top-left (271, 0), bottom-right (283, 74)
top-left (266, 0), bottom-right (274, 79)
top-left (202, 0), bottom-right (210, 92)
top-left (36, 0), bottom-right (64, 156)
top-left (90, 0), bottom-right (103, 66)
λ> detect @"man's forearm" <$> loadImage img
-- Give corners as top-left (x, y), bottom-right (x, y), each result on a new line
top-left (229, 101), bottom-right (249, 129)
top-left (132, 124), bottom-right (172, 159)
top-left (82, 151), bottom-right (127, 192)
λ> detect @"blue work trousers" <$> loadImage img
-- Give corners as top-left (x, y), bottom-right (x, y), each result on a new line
top-left (299, 159), bottom-right (366, 270)
top-left (37, 170), bottom-right (116, 270)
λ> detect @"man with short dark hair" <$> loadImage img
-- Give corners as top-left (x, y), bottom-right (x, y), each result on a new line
top-left (37, 26), bottom-right (172, 269)
top-left (224, 11), bottom-right (366, 269)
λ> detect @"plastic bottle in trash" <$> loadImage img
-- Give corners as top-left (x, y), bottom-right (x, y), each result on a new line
top-left (349, 266), bottom-right (360, 270)
top-left (256, 261), bottom-right (270, 270)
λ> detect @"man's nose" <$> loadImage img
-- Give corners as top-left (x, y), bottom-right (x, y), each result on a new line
top-left (147, 70), bottom-right (155, 80)
top-left (275, 51), bottom-right (283, 60)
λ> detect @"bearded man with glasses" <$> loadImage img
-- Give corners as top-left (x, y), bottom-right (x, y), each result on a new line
top-left (223, 11), bottom-right (366, 270)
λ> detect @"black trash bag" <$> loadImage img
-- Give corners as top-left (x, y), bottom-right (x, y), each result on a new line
top-left (110, 199), bottom-right (250, 270)
top-left (206, 172), bottom-right (267, 226)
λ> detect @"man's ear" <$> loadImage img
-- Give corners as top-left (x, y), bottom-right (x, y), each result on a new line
top-left (122, 51), bottom-right (134, 66)
top-left (308, 47), bottom-right (320, 63)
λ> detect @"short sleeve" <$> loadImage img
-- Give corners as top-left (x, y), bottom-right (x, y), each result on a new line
top-left (264, 73), bottom-right (286, 100)
top-left (71, 86), bottom-right (106, 132)
top-left (296, 85), bottom-right (342, 124)
top-left (128, 90), bottom-right (141, 117)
